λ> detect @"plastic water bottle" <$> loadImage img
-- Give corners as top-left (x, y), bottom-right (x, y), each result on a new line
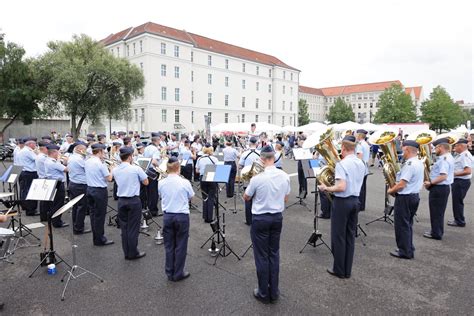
top-left (47, 264), bottom-right (57, 275)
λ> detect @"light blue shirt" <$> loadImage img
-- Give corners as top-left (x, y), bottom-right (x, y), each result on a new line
top-left (17, 147), bottom-right (37, 172)
top-left (239, 149), bottom-right (260, 167)
top-left (179, 147), bottom-right (193, 165)
top-left (68, 153), bottom-right (87, 185)
top-left (112, 162), bottom-right (147, 197)
top-left (85, 156), bottom-right (109, 188)
top-left (274, 151), bottom-right (283, 168)
top-left (13, 147), bottom-right (21, 165)
top-left (396, 156), bottom-right (424, 194)
top-left (454, 150), bottom-right (472, 180)
top-left (245, 166), bottom-right (291, 214)
top-left (356, 141), bottom-right (371, 163)
top-left (334, 154), bottom-right (365, 197)
top-left (35, 153), bottom-right (48, 178)
top-left (143, 144), bottom-right (159, 159)
top-left (158, 174), bottom-right (195, 214)
top-left (223, 146), bottom-right (239, 162)
top-left (430, 153), bottom-right (454, 185)
top-left (44, 157), bottom-right (66, 182)
top-left (196, 155), bottom-right (219, 175)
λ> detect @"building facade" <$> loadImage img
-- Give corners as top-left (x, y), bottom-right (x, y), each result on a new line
top-left (299, 81), bottom-right (423, 124)
top-left (102, 22), bottom-right (300, 134)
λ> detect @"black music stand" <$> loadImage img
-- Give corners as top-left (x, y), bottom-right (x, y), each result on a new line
top-left (286, 158), bottom-right (312, 212)
top-left (199, 164), bottom-right (240, 265)
top-left (28, 179), bottom-right (72, 278)
top-left (365, 184), bottom-right (394, 226)
top-left (299, 160), bottom-right (332, 254)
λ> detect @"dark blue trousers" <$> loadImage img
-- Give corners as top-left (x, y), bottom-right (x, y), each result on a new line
top-left (87, 187), bottom-right (108, 245)
top-left (117, 196), bottom-right (142, 258)
top-left (358, 175), bottom-right (367, 211)
top-left (331, 196), bottom-right (359, 277)
top-left (245, 199), bottom-right (253, 225)
top-left (224, 161), bottom-right (236, 198)
top-left (451, 179), bottom-right (470, 225)
top-left (181, 164), bottom-right (193, 182)
top-left (428, 185), bottom-right (450, 239)
top-left (394, 194), bottom-right (420, 258)
top-left (69, 182), bottom-right (88, 233)
top-left (251, 213), bottom-right (282, 301)
top-left (147, 178), bottom-right (159, 215)
top-left (320, 191), bottom-right (331, 218)
top-left (163, 213), bottom-right (189, 280)
top-left (200, 180), bottom-right (216, 222)
top-left (297, 161), bottom-right (307, 197)
top-left (19, 171), bottom-right (38, 215)
top-left (46, 181), bottom-right (65, 227)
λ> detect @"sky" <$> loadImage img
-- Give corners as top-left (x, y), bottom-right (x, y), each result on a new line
top-left (1, 0), bottom-right (473, 102)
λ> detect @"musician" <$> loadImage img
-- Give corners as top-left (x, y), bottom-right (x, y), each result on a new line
top-left (168, 133), bottom-right (179, 157)
top-left (191, 136), bottom-right (203, 181)
top-left (158, 157), bottom-right (194, 281)
top-left (135, 142), bottom-right (145, 158)
top-left (179, 140), bottom-right (195, 181)
top-left (44, 144), bottom-right (69, 228)
top-left (98, 134), bottom-right (107, 145)
top-left (249, 123), bottom-right (259, 141)
top-left (274, 141), bottom-right (284, 170)
top-left (239, 137), bottom-right (261, 225)
top-left (387, 140), bottom-right (424, 259)
top-left (315, 154), bottom-right (331, 219)
top-left (423, 138), bottom-right (455, 240)
top-left (68, 141), bottom-right (90, 234)
top-left (60, 133), bottom-right (74, 153)
top-left (41, 135), bottom-right (52, 144)
top-left (132, 134), bottom-right (141, 148)
top-left (112, 146), bottom-right (149, 260)
top-left (196, 144), bottom-right (219, 223)
top-left (85, 143), bottom-right (114, 246)
top-left (223, 140), bottom-right (240, 198)
top-left (356, 129), bottom-right (370, 211)
top-left (35, 141), bottom-right (49, 221)
top-left (144, 133), bottom-right (161, 216)
top-left (17, 137), bottom-right (39, 216)
top-left (448, 139), bottom-right (472, 227)
top-left (318, 135), bottom-right (365, 278)
top-left (297, 137), bottom-right (308, 199)
top-left (13, 138), bottom-right (25, 166)
top-left (116, 131), bottom-right (125, 145)
top-left (243, 145), bottom-right (290, 303)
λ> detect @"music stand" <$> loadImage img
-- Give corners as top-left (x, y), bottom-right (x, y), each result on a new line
top-left (299, 160), bottom-right (332, 254)
top-left (199, 164), bottom-right (240, 265)
top-left (365, 184), bottom-right (394, 226)
top-left (286, 157), bottom-right (312, 212)
top-left (50, 194), bottom-right (104, 301)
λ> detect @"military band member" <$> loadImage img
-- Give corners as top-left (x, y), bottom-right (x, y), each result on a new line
top-left (168, 133), bottom-right (179, 157)
top-left (356, 129), bottom-right (370, 211)
top-left (85, 143), bottom-right (114, 246)
top-left (274, 141), bottom-right (284, 170)
top-left (36, 141), bottom-right (49, 221)
top-left (319, 135), bottom-right (365, 278)
top-left (296, 137), bottom-right (308, 199)
top-left (41, 135), bottom-right (52, 144)
top-left (44, 144), bottom-right (69, 228)
top-left (159, 157), bottom-right (194, 281)
top-left (179, 140), bottom-right (195, 182)
top-left (223, 140), bottom-right (240, 198)
top-left (196, 144), bottom-right (219, 223)
top-left (17, 137), bottom-right (39, 216)
top-left (112, 147), bottom-right (149, 260)
top-left (13, 138), bottom-right (25, 166)
top-left (144, 133), bottom-right (161, 216)
top-left (68, 141), bottom-right (90, 234)
top-left (191, 136), bottom-right (203, 181)
top-left (423, 138), bottom-right (455, 240)
top-left (60, 133), bottom-right (74, 153)
top-left (448, 138), bottom-right (472, 227)
top-left (243, 145), bottom-right (290, 303)
top-left (387, 140), bottom-right (424, 259)
top-left (239, 137), bottom-right (261, 225)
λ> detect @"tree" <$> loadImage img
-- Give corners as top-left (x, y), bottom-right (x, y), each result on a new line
top-left (326, 97), bottom-right (355, 123)
top-left (420, 86), bottom-right (466, 133)
top-left (36, 34), bottom-right (144, 138)
top-left (0, 36), bottom-right (45, 135)
top-left (373, 84), bottom-right (417, 123)
top-left (298, 99), bottom-right (310, 126)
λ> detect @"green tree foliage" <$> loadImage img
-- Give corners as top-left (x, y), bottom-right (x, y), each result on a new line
top-left (373, 84), bottom-right (417, 123)
top-left (0, 36), bottom-right (44, 134)
top-left (420, 86), bottom-right (466, 132)
top-left (326, 97), bottom-right (355, 123)
top-left (36, 34), bottom-right (144, 138)
top-left (298, 99), bottom-right (310, 126)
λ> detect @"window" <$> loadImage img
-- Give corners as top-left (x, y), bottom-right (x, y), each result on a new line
top-left (208, 112), bottom-right (212, 123)
top-left (208, 74), bottom-right (212, 85)
top-left (282, 116), bottom-right (285, 126)
top-left (141, 109), bottom-right (145, 122)
top-left (191, 91), bottom-right (194, 104)
top-left (268, 100), bottom-right (272, 110)
top-left (191, 51), bottom-right (194, 62)
top-left (174, 45), bottom-right (179, 57)
top-left (256, 66), bottom-right (259, 75)
top-left (208, 93), bottom-right (212, 105)
top-left (126, 45), bottom-right (130, 56)
top-left (133, 43), bottom-right (136, 55)
top-left (363, 94), bottom-right (368, 100)
top-left (175, 88), bottom-right (180, 102)
top-left (290, 116), bottom-right (293, 125)
top-left (282, 101), bottom-right (286, 111)
top-left (269, 69), bottom-right (272, 78)
top-left (116, 47), bottom-right (120, 56)
top-left (191, 71), bottom-right (194, 82)
top-left (224, 113), bottom-right (229, 123)
top-left (191, 111), bottom-right (194, 123)
top-left (134, 109), bottom-right (138, 122)
top-left (290, 102), bottom-right (293, 111)
top-left (290, 73), bottom-right (293, 81)
top-left (268, 84), bottom-right (272, 93)
top-left (208, 55), bottom-right (212, 66)
top-left (175, 110), bottom-right (180, 123)
top-left (283, 85), bottom-right (286, 94)
top-left (242, 79), bottom-right (246, 89)
top-left (352, 95), bottom-right (356, 101)
top-left (139, 40), bottom-right (143, 53)
top-left (225, 76), bottom-right (229, 87)
top-left (256, 82), bottom-right (259, 91)
top-left (290, 87), bottom-right (293, 96)
top-left (268, 115), bottom-right (271, 123)
top-left (174, 66), bottom-right (179, 78)
top-left (242, 63), bottom-right (246, 72)
top-left (161, 87), bottom-right (167, 101)
top-left (283, 71), bottom-right (286, 80)
top-left (255, 115), bottom-right (259, 122)
top-left (161, 64), bottom-right (167, 76)
top-left (370, 102), bottom-right (373, 108)
top-left (241, 114), bottom-right (245, 123)
top-left (256, 98), bottom-right (259, 109)
top-left (162, 109), bottom-right (167, 122)
top-left (139, 62), bottom-right (143, 70)
top-left (225, 59), bottom-right (229, 69)
top-left (242, 97), bottom-right (246, 108)
top-left (364, 103), bottom-right (367, 109)
top-left (161, 43), bottom-right (166, 55)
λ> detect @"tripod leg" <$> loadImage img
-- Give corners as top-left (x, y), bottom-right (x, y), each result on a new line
top-left (61, 268), bottom-right (75, 301)
top-left (241, 243), bottom-right (253, 257)
top-left (29, 254), bottom-right (49, 278)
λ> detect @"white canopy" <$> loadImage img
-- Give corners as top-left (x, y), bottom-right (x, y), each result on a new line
top-left (298, 122), bottom-right (328, 132)
top-left (282, 125), bottom-right (300, 132)
top-left (332, 121), bottom-right (362, 132)
top-left (360, 122), bottom-right (382, 132)
top-left (210, 122), bottom-right (284, 134)
top-left (253, 122), bottom-right (285, 133)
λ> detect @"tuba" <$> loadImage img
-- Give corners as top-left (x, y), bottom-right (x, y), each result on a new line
top-left (407, 130), bottom-right (436, 182)
top-left (368, 130), bottom-right (400, 188)
top-left (436, 133), bottom-right (459, 146)
top-left (312, 128), bottom-right (340, 188)
top-left (240, 158), bottom-right (265, 182)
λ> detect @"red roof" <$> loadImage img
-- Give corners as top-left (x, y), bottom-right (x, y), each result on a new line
top-left (299, 85), bottom-right (324, 96)
top-left (101, 22), bottom-right (298, 71)
top-left (321, 80), bottom-right (402, 96)
top-left (405, 86), bottom-right (422, 100)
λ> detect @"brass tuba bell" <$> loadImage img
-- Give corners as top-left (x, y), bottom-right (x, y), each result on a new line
top-left (240, 158), bottom-right (265, 182)
top-left (407, 130), bottom-right (436, 182)
top-left (368, 130), bottom-right (400, 188)
top-left (312, 128), bottom-right (341, 188)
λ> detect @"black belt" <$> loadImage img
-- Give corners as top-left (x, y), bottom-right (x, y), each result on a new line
top-left (118, 196), bottom-right (139, 199)
top-left (22, 170), bottom-right (37, 173)
top-left (333, 195), bottom-right (358, 200)
top-left (397, 193), bottom-right (419, 196)
top-left (88, 186), bottom-right (107, 189)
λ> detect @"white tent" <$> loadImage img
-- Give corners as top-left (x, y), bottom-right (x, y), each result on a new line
top-left (360, 122), bottom-right (382, 132)
top-left (332, 121), bottom-right (361, 132)
top-left (298, 122), bottom-right (328, 132)
top-left (210, 123), bottom-right (248, 133)
top-left (282, 125), bottom-right (300, 132)
top-left (253, 122), bottom-right (285, 133)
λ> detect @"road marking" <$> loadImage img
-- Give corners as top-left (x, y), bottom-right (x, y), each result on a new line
top-left (288, 173), bottom-right (298, 177)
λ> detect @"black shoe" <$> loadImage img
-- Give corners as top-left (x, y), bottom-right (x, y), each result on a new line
top-left (53, 222), bottom-right (69, 228)
top-left (253, 288), bottom-right (270, 304)
top-left (126, 251), bottom-right (146, 260)
top-left (73, 228), bottom-right (92, 235)
top-left (316, 214), bottom-right (330, 219)
top-left (95, 240), bottom-right (114, 246)
top-left (423, 232), bottom-right (441, 240)
top-left (327, 268), bottom-right (346, 279)
top-left (244, 222), bottom-right (251, 226)
top-left (26, 211), bottom-right (40, 216)
top-left (174, 271), bottom-right (190, 282)
top-left (447, 220), bottom-right (465, 227)
top-left (390, 250), bottom-right (412, 259)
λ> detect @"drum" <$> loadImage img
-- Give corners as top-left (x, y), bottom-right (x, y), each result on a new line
top-left (0, 227), bottom-right (15, 259)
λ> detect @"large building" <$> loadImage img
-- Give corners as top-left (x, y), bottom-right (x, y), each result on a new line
top-left (299, 81), bottom-right (423, 123)
top-left (102, 22), bottom-right (300, 134)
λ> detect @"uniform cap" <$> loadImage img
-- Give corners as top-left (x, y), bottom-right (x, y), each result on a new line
top-left (46, 144), bottom-right (60, 150)
top-left (42, 136), bottom-right (52, 140)
top-left (119, 146), bottom-right (134, 155)
top-left (135, 142), bottom-right (145, 148)
top-left (112, 141), bottom-right (121, 146)
top-left (38, 141), bottom-right (48, 148)
top-left (168, 157), bottom-right (179, 164)
top-left (260, 145), bottom-right (275, 153)
top-left (249, 137), bottom-right (258, 144)
top-left (433, 138), bottom-right (449, 146)
top-left (91, 143), bottom-right (107, 150)
top-left (402, 140), bottom-right (419, 149)
top-left (455, 138), bottom-right (468, 145)
top-left (342, 135), bottom-right (356, 143)
top-left (356, 129), bottom-right (368, 135)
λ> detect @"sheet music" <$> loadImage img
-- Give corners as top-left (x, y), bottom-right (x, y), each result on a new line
top-left (7, 174), bottom-right (17, 183)
top-left (293, 148), bottom-right (313, 160)
top-left (26, 179), bottom-right (57, 201)
top-left (180, 159), bottom-right (187, 166)
top-left (206, 172), bottom-right (215, 182)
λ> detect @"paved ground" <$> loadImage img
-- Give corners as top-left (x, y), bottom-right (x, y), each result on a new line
top-left (0, 159), bottom-right (473, 315)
